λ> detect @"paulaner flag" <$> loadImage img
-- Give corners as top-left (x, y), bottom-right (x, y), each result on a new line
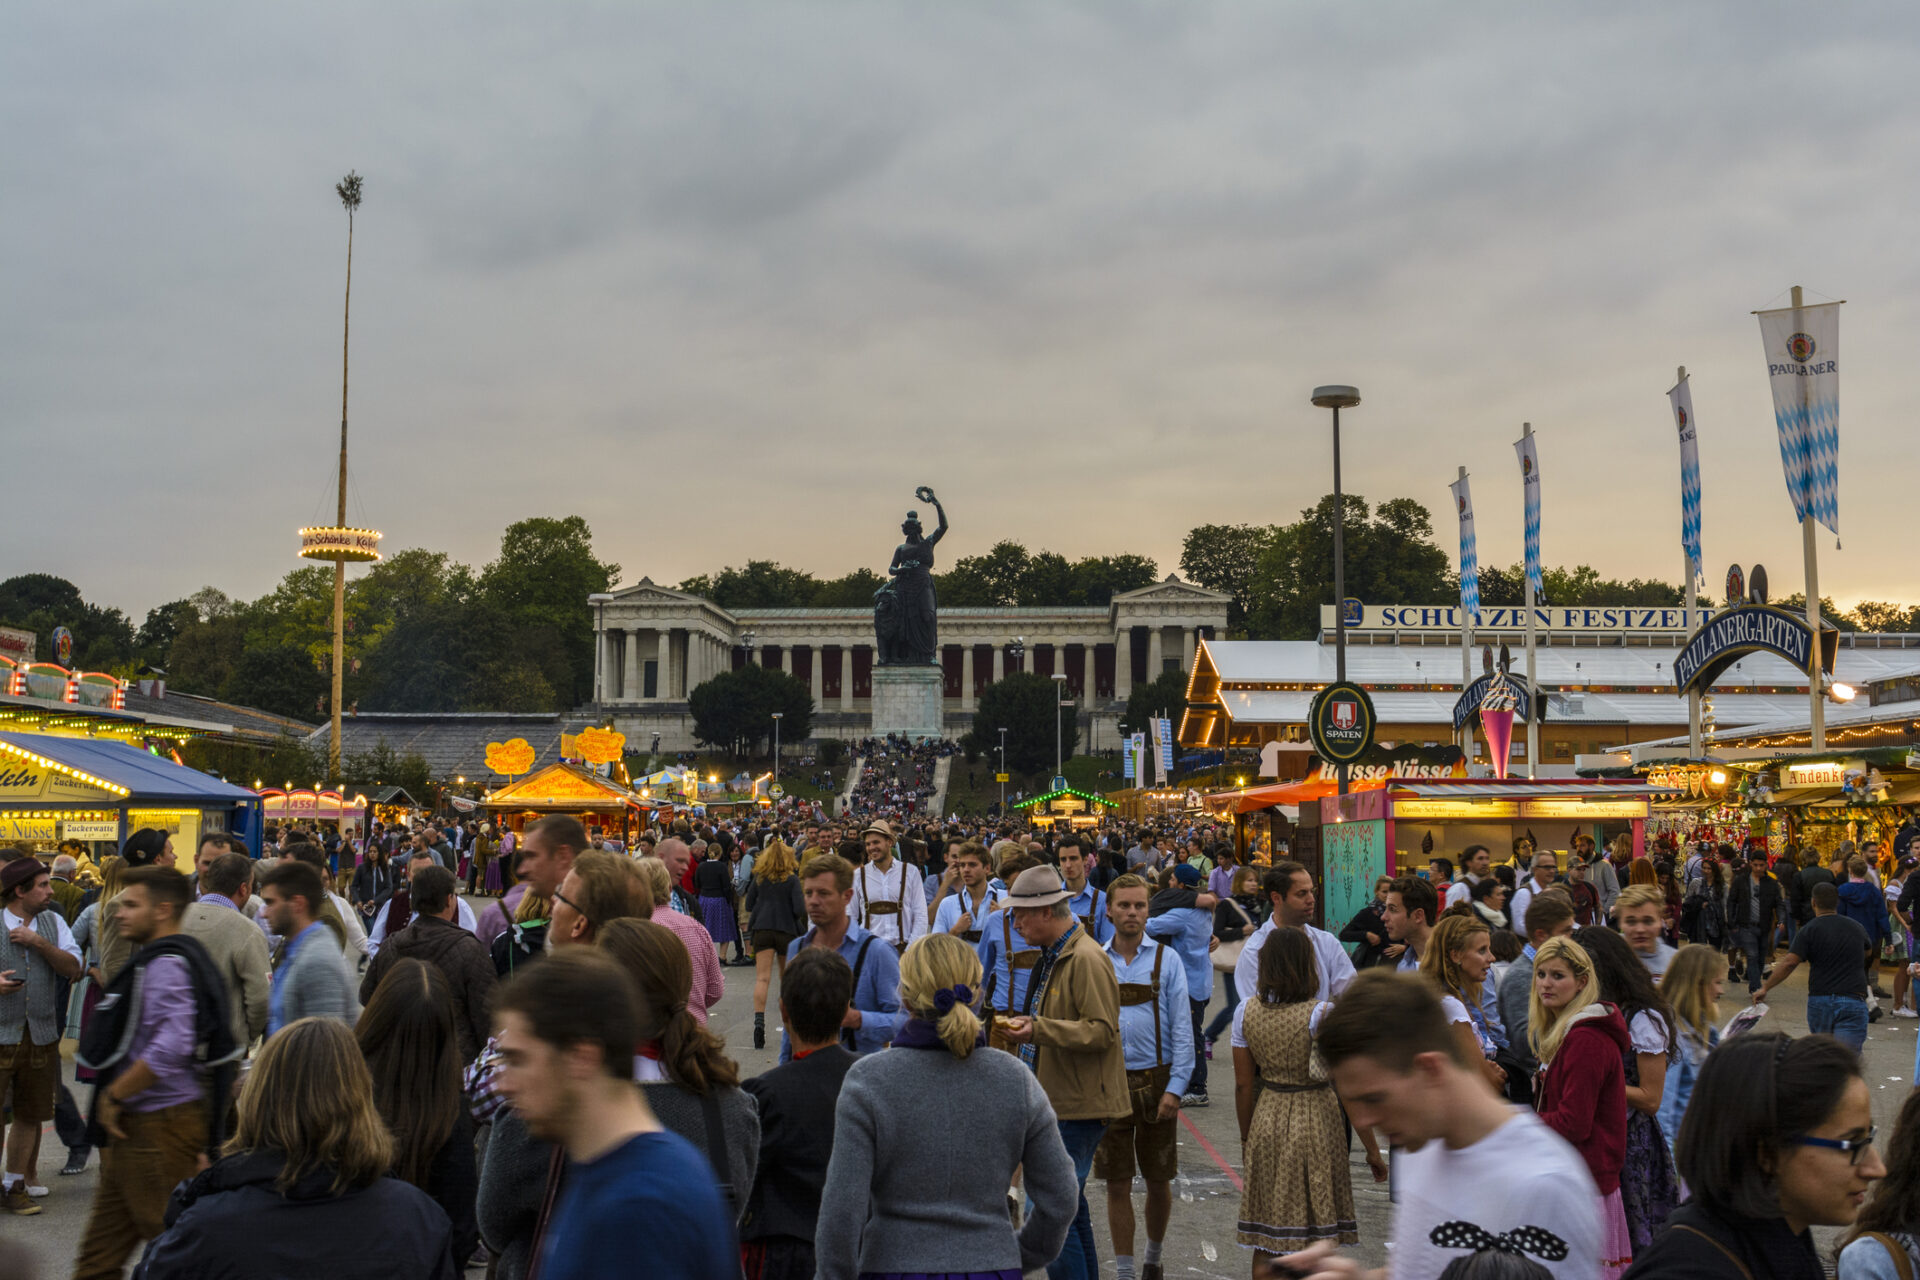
top-left (1757, 301), bottom-right (1841, 536)
top-left (1669, 375), bottom-right (1703, 585)
top-left (1449, 474), bottom-right (1479, 618)
top-left (1513, 433), bottom-right (1543, 597)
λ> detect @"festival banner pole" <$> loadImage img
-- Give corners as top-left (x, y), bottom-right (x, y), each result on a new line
top-left (1756, 283), bottom-right (1843, 751)
top-left (1514, 425), bottom-right (1542, 778)
top-left (1670, 365), bottom-right (1704, 758)
top-left (1450, 467), bottom-right (1478, 756)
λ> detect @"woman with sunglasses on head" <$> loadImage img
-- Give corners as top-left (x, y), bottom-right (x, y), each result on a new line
top-left (1623, 1032), bottom-right (1882, 1279)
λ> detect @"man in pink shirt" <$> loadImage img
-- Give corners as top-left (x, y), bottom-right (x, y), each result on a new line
top-left (634, 857), bottom-right (725, 1025)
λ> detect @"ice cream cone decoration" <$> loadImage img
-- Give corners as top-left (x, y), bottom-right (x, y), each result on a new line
top-left (1479, 671), bottom-right (1519, 780)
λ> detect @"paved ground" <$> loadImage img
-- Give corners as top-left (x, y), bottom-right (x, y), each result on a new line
top-left (12, 920), bottom-right (1916, 1279)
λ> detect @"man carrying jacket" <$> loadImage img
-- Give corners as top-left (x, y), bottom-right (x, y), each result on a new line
top-left (998, 865), bottom-right (1127, 1280)
top-left (359, 865), bottom-right (496, 1063)
top-left (1726, 849), bottom-right (1785, 994)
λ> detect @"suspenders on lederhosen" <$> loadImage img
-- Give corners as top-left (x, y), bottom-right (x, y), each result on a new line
top-left (860, 862), bottom-right (903, 946)
top-left (960, 888), bottom-right (994, 944)
top-left (986, 910), bottom-right (1042, 1054)
top-left (1115, 941), bottom-right (1166, 1066)
top-left (1076, 888), bottom-right (1103, 942)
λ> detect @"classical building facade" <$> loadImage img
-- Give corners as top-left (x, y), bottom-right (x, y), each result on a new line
top-left (591, 575), bottom-right (1231, 750)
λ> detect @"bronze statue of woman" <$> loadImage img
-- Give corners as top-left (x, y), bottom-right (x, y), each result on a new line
top-left (875, 486), bottom-right (948, 665)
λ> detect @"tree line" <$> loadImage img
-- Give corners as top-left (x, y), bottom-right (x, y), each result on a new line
top-left (7, 494), bottom-right (1916, 726)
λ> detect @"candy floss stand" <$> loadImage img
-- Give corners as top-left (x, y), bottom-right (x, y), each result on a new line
top-left (1319, 777), bottom-right (1677, 919)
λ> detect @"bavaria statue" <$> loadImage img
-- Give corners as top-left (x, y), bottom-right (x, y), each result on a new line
top-left (873, 485), bottom-right (948, 666)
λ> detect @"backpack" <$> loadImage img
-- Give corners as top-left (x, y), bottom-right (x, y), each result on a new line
top-left (77, 933), bottom-right (239, 1153)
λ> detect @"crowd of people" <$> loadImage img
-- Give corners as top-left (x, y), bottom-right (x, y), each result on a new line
top-left (842, 734), bottom-right (952, 821)
top-left (8, 808), bottom-right (1920, 1280)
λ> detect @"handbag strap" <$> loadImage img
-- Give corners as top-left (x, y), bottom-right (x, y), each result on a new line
top-left (1669, 1225), bottom-right (1753, 1280)
top-left (1867, 1233), bottom-right (1918, 1280)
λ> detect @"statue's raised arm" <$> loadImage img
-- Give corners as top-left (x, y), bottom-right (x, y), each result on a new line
top-left (916, 485), bottom-right (949, 548)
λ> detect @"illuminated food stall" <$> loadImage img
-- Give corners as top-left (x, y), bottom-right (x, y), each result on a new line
top-left (1012, 786), bottom-right (1120, 830)
top-left (256, 788), bottom-right (369, 835)
top-left (0, 731), bottom-right (264, 860)
top-left (481, 762), bottom-right (657, 845)
top-left (1315, 777), bottom-right (1675, 934)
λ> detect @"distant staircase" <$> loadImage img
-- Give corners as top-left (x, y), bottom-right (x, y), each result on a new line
top-left (926, 755), bottom-right (953, 817)
top-left (836, 757), bottom-right (866, 817)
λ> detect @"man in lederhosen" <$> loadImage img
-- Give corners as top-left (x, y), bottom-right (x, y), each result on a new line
top-left (849, 821), bottom-right (926, 954)
top-left (931, 840), bottom-right (1000, 942)
top-left (1059, 835), bottom-right (1112, 946)
top-left (1095, 874), bottom-right (1191, 1280)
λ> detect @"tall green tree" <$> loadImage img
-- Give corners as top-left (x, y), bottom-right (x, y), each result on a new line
top-left (1245, 495), bottom-right (1455, 639)
top-left (0, 574), bottom-right (137, 670)
top-left (220, 642), bottom-right (328, 720)
top-left (1180, 524), bottom-right (1279, 632)
top-left (477, 516), bottom-right (619, 708)
top-left (962, 671), bottom-right (1079, 775)
top-left (688, 664), bottom-right (813, 757)
top-left (1123, 668), bottom-right (1190, 735)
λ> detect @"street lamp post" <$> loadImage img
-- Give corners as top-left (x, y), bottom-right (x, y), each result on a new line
top-left (771, 711), bottom-right (783, 784)
top-left (1009, 636), bottom-right (1025, 674)
top-left (1311, 384), bottom-right (1361, 796)
top-left (1051, 672), bottom-right (1069, 780)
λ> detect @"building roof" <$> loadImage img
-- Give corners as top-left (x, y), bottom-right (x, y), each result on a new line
top-left (116, 687), bottom-right (318, 743)
top-left (0, 732), bottom-right (259, 804)
top-left (306, 712), bottom-right (604, 781)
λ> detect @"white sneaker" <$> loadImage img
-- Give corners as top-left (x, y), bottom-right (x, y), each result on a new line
top-left (1896, 1007), bottom-right (1918, 1018)
top-left (26, 1184), bottom-right (49, 1197)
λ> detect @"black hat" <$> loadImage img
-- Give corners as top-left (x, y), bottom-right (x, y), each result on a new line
top-left (122, 827), bottom-right (168, 867)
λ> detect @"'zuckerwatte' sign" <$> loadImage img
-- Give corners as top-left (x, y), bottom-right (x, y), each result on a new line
top-left (1322, 605), bottom-right (1712, 634)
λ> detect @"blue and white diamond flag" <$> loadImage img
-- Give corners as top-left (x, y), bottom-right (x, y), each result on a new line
top-left (1449, 473), bottom-right (1480, 619)
top-left (1757, 301), bottom-right (1841, 536)
top-left (1668, 375), bottom-right (1703, 586)
top-left (1513, 433), bottom-right (1543, 598)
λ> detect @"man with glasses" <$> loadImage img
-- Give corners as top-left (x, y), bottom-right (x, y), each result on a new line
top-left (1508, 850), bottom-right (1562, 935)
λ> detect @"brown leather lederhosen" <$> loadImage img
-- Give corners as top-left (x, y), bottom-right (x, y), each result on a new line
top-left (1116, 944), bottom-right (1173, 1104)
top-left (986, 910), bottom-right (1041, 1054)
top-left (958, 887), bottom-right (995, 944)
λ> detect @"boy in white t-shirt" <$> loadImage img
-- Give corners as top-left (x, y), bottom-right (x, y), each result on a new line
top-left (1289, 970), bottom-right (1602, 1280)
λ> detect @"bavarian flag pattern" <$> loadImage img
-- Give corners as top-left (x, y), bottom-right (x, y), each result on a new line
top-left (1757, 301), bottom-right (1840, 537)
top-left (1449, 473), bottom-right (1479, 618)
top-left (1668, 376), bottom-right (1703, 587)
top-left (1513, 433), bottom-right (1543, 598)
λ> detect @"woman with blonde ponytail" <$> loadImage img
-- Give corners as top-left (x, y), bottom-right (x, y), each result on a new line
top-left (595, 918), bottom-right (758, 1224)
top-left (815, 933), bottom-right (1079, 1280)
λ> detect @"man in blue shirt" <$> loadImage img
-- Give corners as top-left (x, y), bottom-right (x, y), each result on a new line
top-left (783, 853), bottom-right (904, 1060)
top-left (1059, 836), bottom-right (1112, 946)
top-left (494, 949), bottom-right (735, 1280)
top-left (1096, 874), bottom-right (1191, 1280)
top-left (976, 850), bottom-right (1044, 1033)
top-left (1143, 863), bottom-right (1216, 1107)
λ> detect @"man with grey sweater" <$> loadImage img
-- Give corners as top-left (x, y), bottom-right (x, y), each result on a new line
top-left (181, 852), bottom-right (273, 1046)
top-left (259, 861), bottom-right (356, 1033)
top-left (1495, 891), bottom-right (1574, 1106)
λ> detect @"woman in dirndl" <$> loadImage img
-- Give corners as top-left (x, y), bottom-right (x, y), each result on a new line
top-left (1232, 926), bottom-right (1363, 1272)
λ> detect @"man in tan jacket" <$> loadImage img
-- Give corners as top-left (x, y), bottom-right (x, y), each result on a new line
top-left (181, 852), bottom-right (273, 1047)
top-left (999, 864), bottom-right (1127, 1280)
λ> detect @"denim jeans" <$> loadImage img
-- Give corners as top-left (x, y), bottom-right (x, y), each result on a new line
top-left (1047, 1119), bottom-right (1110, 1280)
top-left (1807, 994), bottom-right (1868, 1054)
top-left (1188, 997), bottom-right (1210, 1095)
top-left (1732, 926), bottom-right (1767, 992)
top-left (1204, 972), bottom-right (1240, 1042)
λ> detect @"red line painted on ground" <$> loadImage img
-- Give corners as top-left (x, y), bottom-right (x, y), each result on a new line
top-left (1179, 1110), bottom-right (1244, 1191)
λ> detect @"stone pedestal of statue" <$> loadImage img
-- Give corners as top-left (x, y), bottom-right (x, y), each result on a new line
top-left (869, 665), bottom-right (946, 742)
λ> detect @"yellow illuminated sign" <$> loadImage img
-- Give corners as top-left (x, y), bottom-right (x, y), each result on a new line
top-left (1391, 800), bottom-right (1520, 820)
top-left (1519, 799), bottom-right (1649, 820)
top-left (485, 738), bottom-right (536, 776)
top-left (0, 817), bottom-right (55, 842)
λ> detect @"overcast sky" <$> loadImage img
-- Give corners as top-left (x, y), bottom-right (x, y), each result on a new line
top-left (8, 4), bottom-right (1919, 622)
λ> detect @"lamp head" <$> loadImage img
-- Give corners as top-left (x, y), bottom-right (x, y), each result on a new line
top-left (1311, 385), bottom-right (1361, 409)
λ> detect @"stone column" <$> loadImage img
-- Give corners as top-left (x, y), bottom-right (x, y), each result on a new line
top-left (992, 646), bottom-right (1005, 685)
top-left (840, 646), bottom-right (853, 709)
top-left (622, 629), bottom-right (641, 701)
top-left (782, 645), bottom-right (794, 676)
top-left (655, 631), bottom-right (671, 700)
top-left (1182, 626), bottom-right (1196, 673)
top-left (961, 645), bottom-right (975, 710)
top-left (1115, 630), bottom-right (1133, 700)
top-left (1082, 644), bottom-right (1096, 708)
top-left (809, 646), bottom-right (824, 710)
top-left (1148, 626), bottom-right (1164, 680)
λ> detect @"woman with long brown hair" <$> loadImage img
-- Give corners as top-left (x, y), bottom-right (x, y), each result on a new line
top-left (596, 918), bottom-right (758, 1222)
top-left (138, 1017), bottom-right (458, 1278)
top-left (356, 958), bottom-right (478, 1264)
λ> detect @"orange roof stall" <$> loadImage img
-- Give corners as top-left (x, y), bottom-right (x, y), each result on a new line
top-left (481, 762), bottom-right (657, 847)
top-left (1314, 778), bottom-right (1674, 937)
